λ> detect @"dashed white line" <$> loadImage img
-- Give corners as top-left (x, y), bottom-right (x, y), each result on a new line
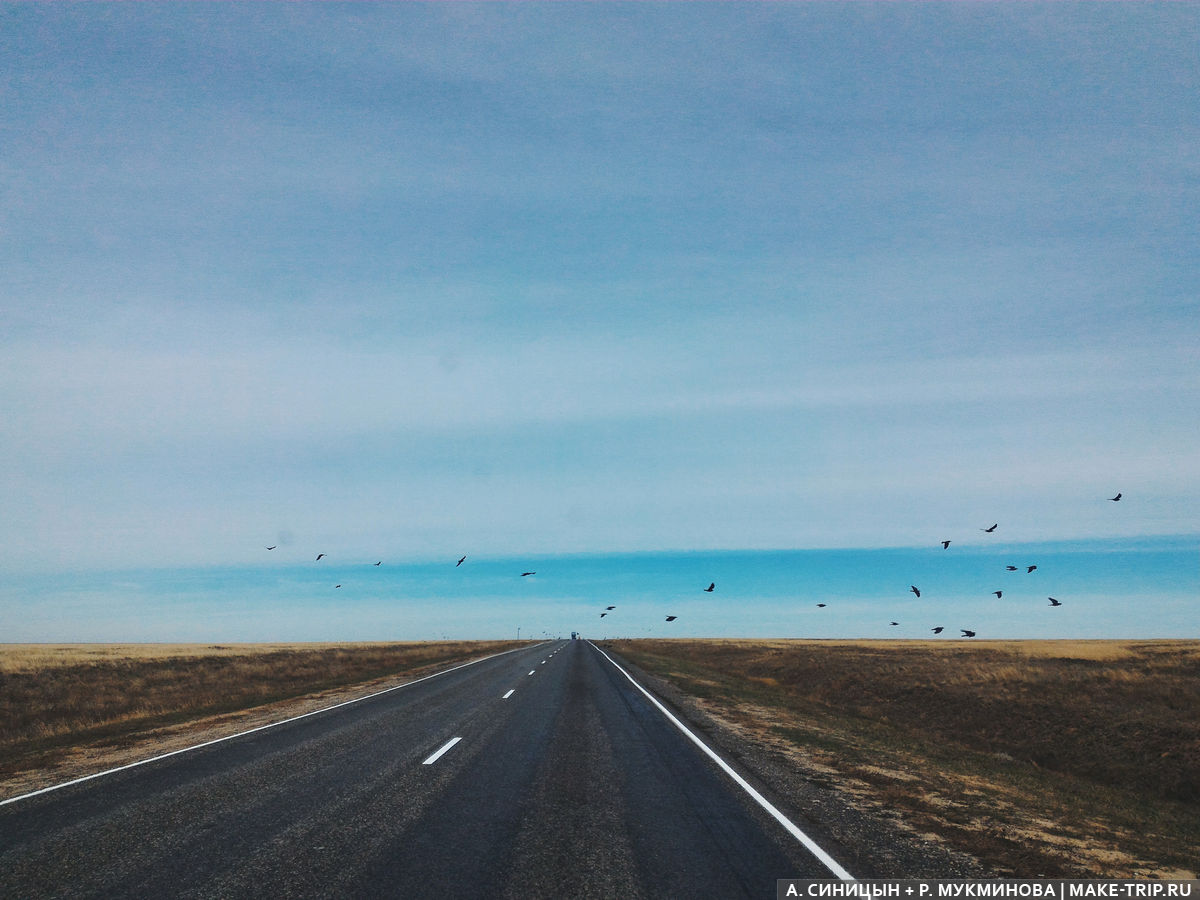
top-left (502, 689), bottom-right (515, 700)
top-left (422, 737), bottom-right (462, 765)
top-left (528, 670), bottom-right (536, 675)
top-left (589, 641), bottom-right (855, 881)
top-left (0, 641), bottom-right (552, 808)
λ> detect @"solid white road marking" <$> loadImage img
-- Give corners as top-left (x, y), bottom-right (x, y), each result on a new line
top-left (0, 641), bottom-right (552, 808)
top-left (589, 642), bottom-right (855, 881)
top-left (528, 670), bottom-right (535, 675)
top-left (422, 737), bottom-right (462, 765)
top-left (502, 689), bottom-right (515, 699)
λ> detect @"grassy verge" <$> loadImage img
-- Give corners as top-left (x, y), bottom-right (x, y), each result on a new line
top-left (605, 639), bottom-right (1200, 879)
top-left (0, 641), bottom-right (526, 781)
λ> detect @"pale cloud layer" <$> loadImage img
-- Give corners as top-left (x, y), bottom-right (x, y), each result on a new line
top-left (2, 4), bottom-right (1197, 573)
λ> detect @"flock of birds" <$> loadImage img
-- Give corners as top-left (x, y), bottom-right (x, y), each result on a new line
top-left (866, 492), bottom-right (1123, 637)
top-left (897, 525), bottom-right (1040, 637)
top-left (265, 493), bottom-right (1124, 639)
top-left (595, 585), bottom-right (711, 626)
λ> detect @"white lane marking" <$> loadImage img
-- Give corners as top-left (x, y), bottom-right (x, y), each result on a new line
top-left (541, 660), bottom-right (546, 664)
top-left (1, 641), bottom-right (552, 808)
top-left (528, 670), bottom-right (536, 675)
top-left (502, 689), bottom-right (515, 700)
top-left (589, 642), bottom-right (855, 881)
top-left (422, 736), bottom-right (462, 765)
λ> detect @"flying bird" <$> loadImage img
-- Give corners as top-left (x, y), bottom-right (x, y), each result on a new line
top-left (704, 583), bottom-right (715, 592)
top-left (1006, 566), bottom-right (1018, 571)
top-left (316, 553), bottom-right (325, 561)
top-left (334, 584), bottom-right (341, 589)
top-left (374, 561), bottom-right (382, 566)
top-left (890, 621), bottom-right (899, 626)
top-left (1026, 565), bottom-right (1037, 573)
top-left (816, 603), bottom-right (827, 608)
top-left (961, 629), bottom-right (976, 638)
top-left (1109, 493), bottom-right (1122, 502)
top-left (910, 585), bottom-right (921, 598)
top-left (1048, 597), bottom-right (1063, 607)
top-left (600, 613), bottom-right (608, 618)
top-left (993, 591), bottom-right (1003, 598)
top-left (521, 572), bottom-right (536, 577)
top-left (456, 555), bottom-right (467, 566)
top-left (266, 546), bottom-right (277, 551)
top-left (665, 615), bottom-right (677, 622)
top-left (931, 626), bottom-right (944, 634)
top-left (941, 540), bottom-right (951, 549)
top-left (982, 524), bottom-right (998, 533)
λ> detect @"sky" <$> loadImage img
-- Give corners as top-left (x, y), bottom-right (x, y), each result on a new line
top-left (1, 4), bottom-right (1196, 641)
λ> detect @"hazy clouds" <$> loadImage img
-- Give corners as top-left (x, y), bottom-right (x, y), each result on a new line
top-left (2, 4), bottom-right (1197, 572)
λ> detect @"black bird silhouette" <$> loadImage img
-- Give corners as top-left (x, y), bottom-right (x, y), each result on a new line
top-left (704, 583), bottom-right (715, 592)
top-left (456, 555), bottom-right (467, 566)
top-left (817, 603), bottom-right (827, 608)
top-left (521, 572), bottom-right (536, 577)
top-left (606, 606), bottom-right (616, 610)
top-left (932, 626), bottom-right (944, 634)
top-left (266, 546), bottom-right (277, 550)
top-left (665, 615), bottom-right (677, 622)
top-left (961, 629), bottom-right (976, 638)
top-left (910, 585), bottom-right (921, 598)
top-left (334, 584), bottom-right (341, 589)
top-left (600, 612), bottom-right (607, 618)
top-left (941, 540), bottom-right (951, 549)
top-left (1048, 597), bottom-right (1063, 607)
top-left (1006, 565), bottom-right (1018, 571)
top-left (1109, 493), bottom-right (1122, 502)
top-left (993, 590), bottom-right (1003, 598)
top-left (982, 524), bottom-right (998, 533)
top-left (889, 621), bottom-right (899, 626)
top-left (316, 553), bottom-right (325, 561)
top-left (1026, 565), bottom-right (1037, 573)
top-left (374, 561), bottom-right (382, 566)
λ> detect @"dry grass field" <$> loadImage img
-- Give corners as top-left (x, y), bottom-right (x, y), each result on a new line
top-left (606, 638), bottom-right (1200, 879)
top-left (0, 640), bottom-right (525, 795)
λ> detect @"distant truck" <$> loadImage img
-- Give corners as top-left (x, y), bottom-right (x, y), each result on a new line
top-left (571, 631), bottom-right (578, 640)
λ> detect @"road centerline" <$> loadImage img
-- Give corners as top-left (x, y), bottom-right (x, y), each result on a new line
top-left (422, 737), bottom-right (462, 766)
top-left (0, 641), bottom-right (549, 809)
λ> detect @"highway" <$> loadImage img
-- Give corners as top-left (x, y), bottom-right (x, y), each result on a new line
top-left (0, 639), bottom-right (852, 898)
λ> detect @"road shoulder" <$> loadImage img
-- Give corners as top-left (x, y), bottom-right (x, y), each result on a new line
top-left (597, 645), bottom-right (990, 879)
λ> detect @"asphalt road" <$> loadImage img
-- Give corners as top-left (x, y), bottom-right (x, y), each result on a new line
top-left (0, 639), bottom-right (851, 898)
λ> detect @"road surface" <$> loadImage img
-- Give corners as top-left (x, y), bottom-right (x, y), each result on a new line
top-left (0, 639), bottom-right (851, 898)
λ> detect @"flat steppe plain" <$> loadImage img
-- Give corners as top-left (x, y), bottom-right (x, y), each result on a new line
top-left (2, 639), bottom-right (1197, 879)
top-left (605, 638), bottom-right (1199, 879)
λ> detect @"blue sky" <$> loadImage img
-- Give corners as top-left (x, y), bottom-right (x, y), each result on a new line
top-left (1, 541), bottom-right (1194, 643)
top-left (1, 5), bottom-right (1196, 640)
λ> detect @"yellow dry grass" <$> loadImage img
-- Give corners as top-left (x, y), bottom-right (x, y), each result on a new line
top-left (0, 642), bottom-right (434, 673)
top-left (681, 637), bottom-right (1193, 662)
